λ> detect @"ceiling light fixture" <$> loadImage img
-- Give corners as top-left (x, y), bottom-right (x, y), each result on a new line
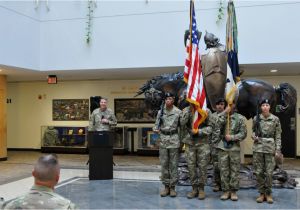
top-left (270, 69), bottom-right (278, 73)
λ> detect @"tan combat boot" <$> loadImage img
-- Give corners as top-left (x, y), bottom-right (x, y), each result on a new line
top-left (198, 187), bottom-right (205, 200)
top-left (266, 194), bottom-right (273, 204)
top-left (230, 191), bottom-right (238, 201)
top-left (220, 191), bottom-right (230, 200)
top-left (169, 186), bottom-right (177, 197)
top-left (160, 185), bottom-right (170, 197)
top-left (187, 185), bottom-right (198, 199)
top-left (256, 193), bottom-right (265, 203)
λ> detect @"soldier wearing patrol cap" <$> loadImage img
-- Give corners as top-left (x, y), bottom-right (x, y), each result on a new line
top-left (153, 92), bottom-right (182, 197)
top-left (252, 99), bottom-right (282, 204)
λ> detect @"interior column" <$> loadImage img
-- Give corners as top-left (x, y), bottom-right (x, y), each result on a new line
top-left (0, 75), bottom-right (7, 161)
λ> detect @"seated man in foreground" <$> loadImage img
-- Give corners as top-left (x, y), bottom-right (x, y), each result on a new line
top-left (1, 154), bottom-right (76, 209)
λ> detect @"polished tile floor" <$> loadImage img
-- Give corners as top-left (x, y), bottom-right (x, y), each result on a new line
top-left (1, 151), bottom-right (300, 209)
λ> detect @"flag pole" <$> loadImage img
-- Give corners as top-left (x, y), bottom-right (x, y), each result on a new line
top-left (189, 0), bottom-right (193, 59)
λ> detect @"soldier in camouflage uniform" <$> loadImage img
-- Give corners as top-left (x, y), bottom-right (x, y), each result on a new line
top-left (215, 102), bottom-right (247, 201)
top-left (210, 98), bottom-right (227, 192)
top-left (180, 105), bottom-right (212, 200)
top-left (153, 92), bottom-right (181, 197)
top-left (88, 98), bottom-right (117, 131)
top-left (252, 99), bottom-right (282, 204)
top-left (1, 154), bottom-right (76, 209)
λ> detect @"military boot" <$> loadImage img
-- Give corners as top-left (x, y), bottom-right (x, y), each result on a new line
top-left (187, 185), bottom-right (198, 199)
top-left (266, 194), bottom-right (273, 204)
top-left (220, 191), bottom-right (230, 200)
top-left (160, 185), bottom-right (170, 197)
top-left (256, 193), bottom-right (265, 203)
top-left (198, 188), bottom-right (206, 200)
top-left (230, 191), bottom-right (238, 201)
top-left (170, 186), bottom-right (177, 197)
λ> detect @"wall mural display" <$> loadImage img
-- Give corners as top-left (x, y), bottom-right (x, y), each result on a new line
top-left (114, 98), bottom-right (155, 123)
top-left (52, 99), bottom-right (89, 121)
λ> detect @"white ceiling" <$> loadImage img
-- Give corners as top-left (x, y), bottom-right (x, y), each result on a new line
top-left (1, 62), bottom-right (300, 82)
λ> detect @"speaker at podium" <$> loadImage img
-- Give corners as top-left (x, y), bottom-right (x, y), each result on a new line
top-left (88, 131), bottom-right (113, 180)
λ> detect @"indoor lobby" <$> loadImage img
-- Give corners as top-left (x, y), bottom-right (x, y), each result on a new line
top-left (1, 0), bottom-right (300, 209)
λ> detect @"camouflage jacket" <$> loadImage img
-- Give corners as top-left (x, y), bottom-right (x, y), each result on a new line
top-left (1, 185), bottom-right (76, 209)
top-left (210, 111), bottom-right (224, 148)
top-left (216, 112), bottom-right (247, 151)
top-left (252, 113), bottom-right (282, 154)
top-left (153, 105), bottom-right (181, 149)
top-left (180, 106), bottom-right (212, 146)
top-left (88, 108), bottom-right (117, 131)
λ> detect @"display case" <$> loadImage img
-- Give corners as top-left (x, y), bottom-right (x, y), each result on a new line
top-left (137, 127), bottom-right (159, 156)
top-left (41, 126), bottom-right (87, 153)
top-left (113, 126), bottom-right (129, 154)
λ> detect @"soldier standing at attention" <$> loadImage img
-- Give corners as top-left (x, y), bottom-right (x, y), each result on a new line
top-left (252, 99), bottom-right (282, 204)
top-left (210, 98), bottom-right (227, 192)
top-left (217, 101), bottom-right (247, 201)
top-left (1, 154), bottom-right (76, 209)
top-left (153, 92), bottom-right (182, 197)
top-left (88, 98), bottom-right (117, 131)
top-left (180, 105), bottom-right (212, 200)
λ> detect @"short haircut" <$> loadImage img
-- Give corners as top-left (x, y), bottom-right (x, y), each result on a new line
top-left (100, 98), bottom-right (108, 102)
top-left (33, 154), bottom-right (60, 181)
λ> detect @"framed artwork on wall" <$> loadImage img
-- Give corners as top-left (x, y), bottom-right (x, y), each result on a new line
top-left (114, 98), bottom-right (155, 123)
top-left (52, 99), bottom-right (89, 121)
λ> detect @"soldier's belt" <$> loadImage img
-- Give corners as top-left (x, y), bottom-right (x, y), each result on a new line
top-left (161, 130), bottom-right (178, 135)
top-left (258, 134), bottom-right (273, 138)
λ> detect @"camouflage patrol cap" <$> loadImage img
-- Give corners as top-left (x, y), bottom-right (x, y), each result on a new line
top-left (260, 99), bottom-right (271, 106)
top-left (164, 92), bottom-right (175, 98)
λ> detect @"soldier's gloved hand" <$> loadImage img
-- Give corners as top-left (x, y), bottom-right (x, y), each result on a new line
top-left (225, 134), bottom-right (232, 142)
top-left (153, 129), bottom-right (160, 133)
top-left (275, 150), bottom-right (283, 165)
top-left (251, 133), bottom-right (259, 142)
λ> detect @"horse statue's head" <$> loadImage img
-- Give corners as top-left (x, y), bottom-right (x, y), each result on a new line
top-left (275, 83), bottom-right (297, 114)
top-left (136, 72), bottom-right (188, 117)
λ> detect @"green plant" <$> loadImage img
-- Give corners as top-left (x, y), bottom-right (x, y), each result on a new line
top-left (86, 0), bottom-right (96, 44)
top-left (216, 0), bottom-right (225, 24)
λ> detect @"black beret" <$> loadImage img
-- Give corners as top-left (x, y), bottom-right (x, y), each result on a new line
top-left (260, 99), bottom-right (271, 106)
top-left (216, 98), bottom-right (226, 105)
top-left (165, 92), bottom-right (175, 98)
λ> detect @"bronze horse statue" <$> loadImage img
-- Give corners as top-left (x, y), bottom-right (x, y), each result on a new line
top-left (136, 72), bottom-right (297, 120)
top-left (137, 31), bottom-right (296, 119)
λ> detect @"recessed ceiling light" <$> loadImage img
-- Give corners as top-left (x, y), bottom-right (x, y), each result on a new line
top-left (270, 69), bottom-right (278, 73)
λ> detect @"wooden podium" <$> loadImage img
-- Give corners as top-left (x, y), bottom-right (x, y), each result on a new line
top-left (88, 131), bottom-right (113, 180)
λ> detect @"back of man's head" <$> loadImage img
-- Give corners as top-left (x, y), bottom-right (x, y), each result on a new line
top-left (33, 154), bottom-right (60, 184)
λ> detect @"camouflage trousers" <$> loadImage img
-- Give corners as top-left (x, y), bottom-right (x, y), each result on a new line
top-left (253, 152), bottom-right (275, 194)
top-left (159, 147), bottom-right (179, 187)
top-left (211, 147), bottom-right (221, 186)
top-left (218, 149), bottom-right (240, 192)
top-left (185, 143), bottom-right (211, 187)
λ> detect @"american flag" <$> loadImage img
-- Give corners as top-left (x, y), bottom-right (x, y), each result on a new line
top-left (184, 0), bottom-right (207, 133)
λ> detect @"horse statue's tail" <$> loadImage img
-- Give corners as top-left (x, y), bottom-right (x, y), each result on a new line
top-left (275, 83), bottom-right (297, 114)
